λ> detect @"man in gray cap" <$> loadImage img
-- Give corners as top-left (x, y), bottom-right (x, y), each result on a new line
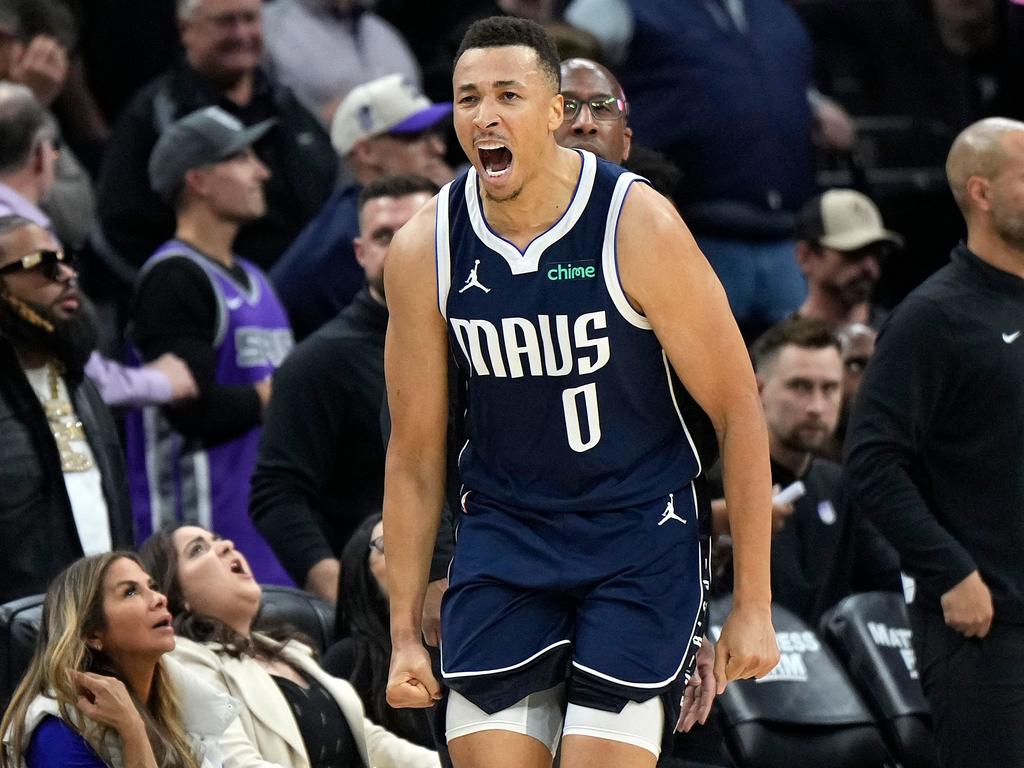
top-left (271, 74), bottom-right (453, 339)
top-left (126, 105), bottom-right (295, 586)
top-left (793, 189), bottom-right (903, 328)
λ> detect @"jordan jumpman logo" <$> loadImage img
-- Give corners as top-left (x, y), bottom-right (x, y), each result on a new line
top-left (658, 493), bottom-right (686, 525)
top-left (459, 259), bottom-right (491, 293)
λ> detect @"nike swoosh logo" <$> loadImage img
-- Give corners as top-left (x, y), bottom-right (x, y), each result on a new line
top-left (1003, 331), bottom-right (1021, 344)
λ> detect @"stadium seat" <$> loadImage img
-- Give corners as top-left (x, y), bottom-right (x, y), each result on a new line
top-left (821, 592), bottom-right (940, 768)
top-left (258, 584), bottom-right (337, 655)
top-left (710, 596), bottom-right (891, 768)
top-left (0, 594), bottom-right (44, 709)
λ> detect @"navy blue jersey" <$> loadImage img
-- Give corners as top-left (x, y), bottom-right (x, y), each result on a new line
top-left (437, 150), bottom-right (704, 512)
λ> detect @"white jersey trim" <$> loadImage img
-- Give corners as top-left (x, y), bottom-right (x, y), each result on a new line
top-left (602, 173), bottom-right (651, 330)
top-left (442, 639), bottom-right (572, 679)
top-left (662, 351), bottom-right (703, 476)
top-left (435, 182), bottom-right (453, 318)
top-left (465, 150), bottom-right (597, 275)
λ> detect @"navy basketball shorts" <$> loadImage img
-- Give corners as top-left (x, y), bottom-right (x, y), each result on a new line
top-left (439, 485), bottom-right (710, 716)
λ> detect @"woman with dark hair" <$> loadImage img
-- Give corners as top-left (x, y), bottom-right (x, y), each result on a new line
top-left (140, 525), bottom-right (438, 768)
top-left (324, 515), bottom-right (436, 749)
top-left (1, 552), bottom-right (237, 768)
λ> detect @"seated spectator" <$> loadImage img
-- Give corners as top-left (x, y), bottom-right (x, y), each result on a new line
top-left (712, 316), bottom-right (899, 623)
top-left (794, 189), bottom-right (903, 329)
top-left (126, 106), bottom-right (293, 585)
top-left (322, 515), bottom-right (437, 750)
top-left (0, 0), bottom-right (96, 252)
top-left (252, 174), bottom-right (437, 599)
top-left (270, 74), bottom-right (452, 339)
top-left (95, 0), bottom-right (337, 299)
top-left (0, 81), bottom-right (197, 409)
top-left (140, 525), bottom-right (441, 768)
top-left (0, 552), bottom-right (237, 768)
top-left (0, 215), bottom-right (133, 605)
top-left (262, 0), bottom-right (421, 119)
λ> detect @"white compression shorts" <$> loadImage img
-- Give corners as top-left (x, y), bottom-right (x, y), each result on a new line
top-left (445, 685), bottom-right (664, 757)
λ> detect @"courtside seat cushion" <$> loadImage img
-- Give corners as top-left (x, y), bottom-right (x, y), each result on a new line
top-left (258, 584), bottom-right (336, 654)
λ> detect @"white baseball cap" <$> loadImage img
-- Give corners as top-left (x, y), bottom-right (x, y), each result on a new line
top-left (330, 74), bottom-right (452, 155)
top-left (796, 189), bottom-right (904, 251)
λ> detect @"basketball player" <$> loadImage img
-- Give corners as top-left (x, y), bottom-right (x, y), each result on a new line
top-left (383, 17), bottom-right (779, 768)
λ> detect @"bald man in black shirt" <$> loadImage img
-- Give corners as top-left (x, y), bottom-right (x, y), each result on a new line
top-left (844, 117), bottom-right (1024, 768)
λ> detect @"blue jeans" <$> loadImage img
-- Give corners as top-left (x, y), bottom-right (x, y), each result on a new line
top-left (696, 236), bottom-right (806, 334)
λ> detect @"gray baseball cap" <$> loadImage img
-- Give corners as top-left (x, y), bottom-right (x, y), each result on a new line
top-left (148, 106), bottom-right (276, 204)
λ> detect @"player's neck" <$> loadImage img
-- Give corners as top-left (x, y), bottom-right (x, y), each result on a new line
top-left (479, 146), bottom-right (580, 247)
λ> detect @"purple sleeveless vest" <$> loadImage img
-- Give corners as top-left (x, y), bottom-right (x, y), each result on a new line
top-left (126, 241), bottom-right (294, 585)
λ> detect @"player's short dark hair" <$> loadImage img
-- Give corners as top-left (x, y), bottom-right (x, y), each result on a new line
top-left (749, 316), bottom-right (842, 373)
top-left (358, 174), bottom-right (439, 211)
top-left (455, 16), bottom-right (561, 92)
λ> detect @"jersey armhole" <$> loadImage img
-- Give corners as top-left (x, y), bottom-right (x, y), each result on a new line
top-left (602, 174), bottom-right (652, 330)
top-left (435, 182), bottom-right (454, 319)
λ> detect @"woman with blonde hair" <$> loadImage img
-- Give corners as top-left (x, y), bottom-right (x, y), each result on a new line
top-left (140, 525), bottom-right (440, 768)
top-left (1, 552), bottom-right (238, 768)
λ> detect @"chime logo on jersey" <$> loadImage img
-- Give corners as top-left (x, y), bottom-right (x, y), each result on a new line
top-left (450, 310), bottom-right (610, 378)
top-left (547, 261), bottom-right (597, 282)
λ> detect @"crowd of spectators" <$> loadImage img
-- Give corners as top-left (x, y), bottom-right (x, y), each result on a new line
top-left (1, 0), bottom-right (1022, 766)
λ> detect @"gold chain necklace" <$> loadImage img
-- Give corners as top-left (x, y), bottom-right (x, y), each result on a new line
top-left (41, 360), bottom-right (93, 473)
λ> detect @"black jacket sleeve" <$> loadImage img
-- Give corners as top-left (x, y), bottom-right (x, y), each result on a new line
top-left (131, 258), bottom-right (262, 444)
top-left (250, 341), bottom-right (351, 584)
top-left (843, 296), bottom-right (977, 598)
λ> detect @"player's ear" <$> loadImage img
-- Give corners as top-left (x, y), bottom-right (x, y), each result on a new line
top-left (548, 92), bottom-right (564, 132)
top-left (622, 126), bottom-right (633, 164)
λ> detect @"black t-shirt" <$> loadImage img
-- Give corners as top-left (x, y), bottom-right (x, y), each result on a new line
top-left (272, 669), bottom-right (362, 768)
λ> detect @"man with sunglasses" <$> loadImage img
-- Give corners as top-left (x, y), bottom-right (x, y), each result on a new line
top-left (793, 189), bottom-right (903, 329)
top-left (0, 214), bottom-right (134, 604)
top-left (0, 81), bottom-right (197, 409)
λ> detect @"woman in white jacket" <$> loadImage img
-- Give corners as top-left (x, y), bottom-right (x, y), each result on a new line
top-left (140, 525), bottom-right (439, 768)
top-left (1, 552), bottom-right (238, 768)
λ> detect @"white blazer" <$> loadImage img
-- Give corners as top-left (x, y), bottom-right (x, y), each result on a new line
top-left (171, 635), bottom-right (440, 768)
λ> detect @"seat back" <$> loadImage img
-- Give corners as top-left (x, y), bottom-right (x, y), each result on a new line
top-left (710, 596), bottom-right (890, 768)
top-left (0, 594), bottom-right (45, 709)
top-left (821, 591), bottom-right (940, 768)
top-left (258, 585), bottom-right (336, 655)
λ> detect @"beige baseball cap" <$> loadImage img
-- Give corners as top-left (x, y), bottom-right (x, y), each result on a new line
top-left (796, 189), bottom-right (904, 251)
top-left (330, 74), bottom-right (452, 156)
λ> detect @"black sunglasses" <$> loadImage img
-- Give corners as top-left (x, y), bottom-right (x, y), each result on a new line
top-left (0, 249), bottom-right (76, 281)
top-left (562, 95), bottom-right (627, 123)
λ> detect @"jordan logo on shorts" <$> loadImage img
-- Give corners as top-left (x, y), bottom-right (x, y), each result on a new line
top-left (459, 259), bottom-right (491, 293)
top-left (658, 493), bottom-right (686, 525)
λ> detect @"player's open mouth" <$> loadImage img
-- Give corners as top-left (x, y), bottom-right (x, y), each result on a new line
top-left (478, 143), bottom-right (513, 178)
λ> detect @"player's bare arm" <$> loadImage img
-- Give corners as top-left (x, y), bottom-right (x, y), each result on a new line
top-left (617, 182), bottom-right (780, 690)
top-left (382, 197), bottom-right (449, 708)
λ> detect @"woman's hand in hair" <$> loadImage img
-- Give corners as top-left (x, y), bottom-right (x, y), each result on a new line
top-left (72, 671), bottom-right (147, 737)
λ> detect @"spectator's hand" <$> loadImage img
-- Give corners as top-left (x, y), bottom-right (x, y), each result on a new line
top-left (72, 670), bottom-right (146, 736)
top-left (386, 642), bottom-right (441, 708)
top-left (713, 603), bottom-right (779, 694)
top-left (421, 578), bottom-right (447, 647)
top-left (9, 35), bottom-right (69, 106)
top-left (254, 377), bottom-right (273, 408)
top-left (677, 635), bottom-right (716, 732)
top-left (941, 570), bottom-right (993, 638)
top-left (769, 485), bottom-right (794, 534)
top-left (813, 95), bottom-right (856, 152)
top-left (148, 353), bottom-right (198, 402)
top-left (304, 558), bottom-right (340, 603)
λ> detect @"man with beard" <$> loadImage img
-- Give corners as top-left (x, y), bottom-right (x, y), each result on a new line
top-left (793, 189), bottom-right (903, 329)
top-left (845, 117), bottom-right (1024, 768)
top-left (0, 81), bottom-right (196, 408)
top-left (126, 105), bottom-right (294, 586)
top-left (0, 215), bottom-right (133, 604)
top-left (715, 317), bottom-right (898, 624)
top-left (251, 173), bottom-right (437, 601)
